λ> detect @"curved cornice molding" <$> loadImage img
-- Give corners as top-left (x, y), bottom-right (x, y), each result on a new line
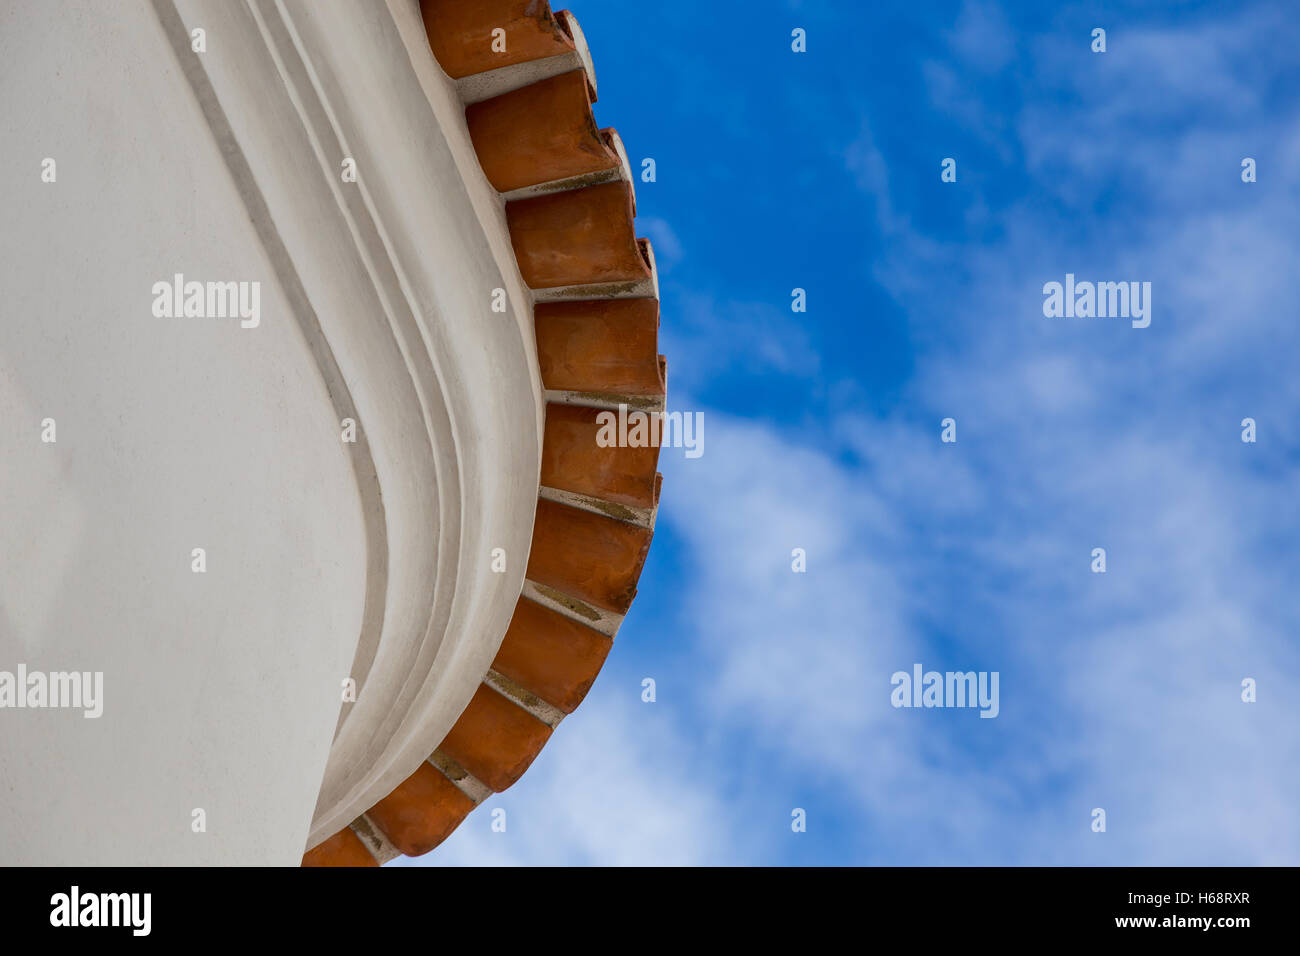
top-left (154, 0), bottom-right (546, 848)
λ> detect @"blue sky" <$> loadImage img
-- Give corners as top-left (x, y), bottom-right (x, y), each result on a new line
top-left (402, 0), bottom-right (1300, 866)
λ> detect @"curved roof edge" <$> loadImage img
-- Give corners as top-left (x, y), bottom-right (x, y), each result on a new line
top-left (304, 0), bottom-right (665, 866)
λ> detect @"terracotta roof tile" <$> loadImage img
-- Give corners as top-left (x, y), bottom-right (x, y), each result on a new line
top-left (526, 498), bottom-right (652, 613)
top-left (506, 181), bottom-right (649, 288)
top-left (535, 298), bottom-right (665, 397)
top-left (420, 0), bottom-right (575, 79)
top-left (491, 597), bottom-right (612, 713)
top-left (467, 70), bottom-right (617, 192)
top-left (366, 761), bottom-right (477, 857)
top-left (302, 827), bottom-right (379, 867)
top-left (438, 684), bottom-right (554, 793)
top-left (542, 402), bottom-right (660, 510)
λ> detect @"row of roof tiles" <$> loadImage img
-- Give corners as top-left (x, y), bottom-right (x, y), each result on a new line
top-left (303, 0), bottom-right (663, 866)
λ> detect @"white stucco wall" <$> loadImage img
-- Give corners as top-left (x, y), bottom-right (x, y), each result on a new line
top-left (0, 0), bottom-right (543, 864)
top-left (0, 0), bottom-right (369, 865)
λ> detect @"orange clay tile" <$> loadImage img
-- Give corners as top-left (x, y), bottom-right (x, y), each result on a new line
top-left (467, 70), bottom-right (617, 192)
top-left (526, 498), bottom-right (652, 614)
top-left (506, 181), bottom-right (649, 288)
top-left (542, 402), bottom-right (660, 509)
top-left (365, 761), bottom-right (477, 857)
top-left (535, 298), bottom-right (665, 396)
top-left (438, 684), bottom-right (554, 792)
top-left (420, 0), bottom-right (574, 79)
top-left (302, 827), bottom-right (378, 867)
top-left (492, 597), bottom-right (613, 713)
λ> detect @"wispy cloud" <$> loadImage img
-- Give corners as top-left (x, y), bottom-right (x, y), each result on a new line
top-left (639, 215), bottom-right (683, 273)
top-left (398, 683), bottom-right (738, 866)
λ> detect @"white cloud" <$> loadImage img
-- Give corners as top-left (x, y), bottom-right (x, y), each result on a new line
top-left (639, 216), bottom-right (683, 273)
top-left (946, 0), bottom-right (1016, 73)
top-left (400, 683), bottom-right (738, 866)
top-left (660, 293), bottom-right (821, 394)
